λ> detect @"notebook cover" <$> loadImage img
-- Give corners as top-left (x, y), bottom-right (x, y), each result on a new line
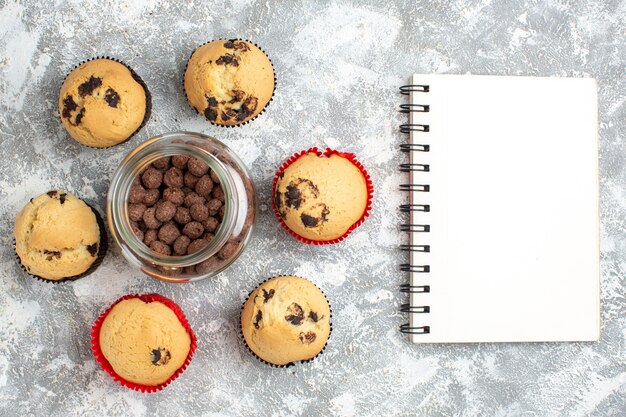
top-left (406, 74), bottom-right (600, 343)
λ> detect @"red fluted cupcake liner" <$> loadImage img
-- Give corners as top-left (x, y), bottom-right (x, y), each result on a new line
top-left (91, 294), bottom-right (197, 393)
top-left (272, 147), bottom-right (374, 245)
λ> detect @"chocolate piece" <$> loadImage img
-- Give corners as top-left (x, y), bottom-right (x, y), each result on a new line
top-left (142, 167), bottom-right (163, 189)
top-left (183, 222), bottom-right (204, 239)
top-left (152, 156), bottom-right (171, 171)
top-left (218, 241), bottom-right (238, 260)
top-left (158, 222), bottom-right (181, 245)
top-left (172, 154), bottom-right (190, 169)
top-left (285, 185), bottom-right (301, 209)
top-left (285, 303), bottom-right (304, 325)
top-left (87, 243), bottom-right (98, 257)
top-left (133, 227), bottom-right (144, 241)
top-left (206, 199), bottom-right (222, 216)
top-left (74, 108), bottom-right (85, 125)
top-left (229, 89), bottom-right (244, 104)
top-left (128, 203), bottom-right (147, 222)
top-left (224, 40), bottom-right (250, 51)
top-left (206, 96), bottom-right (218, 107)
top-left (150, 348), bottom-right (171, 366)
top-left (184, 192), bottom-right (206, 208)
top-left (299, 331), bottom-right (316, 344)
top-left (195, 256), bottom-right (220, 274)
top-left (195, 175), bottom-right (214, 198)
top-left (210, 170), bottom-right (220, 184)
top-left (308, 311), bottom-right (319, 322)
top-left (218, 205), bottom-right (225, 221)
top-left (59, 193), bottom-right (67, 204)
top-left (164, 167), bottom-right (184, 188)
top-left (190, 203), bottom-right (209, 222)
top-left (204, 107), bottom-right (217, 121)
top-left (77, 76), bottom-right (102, 96)
top-left (216, 54), bottom-right (238, 67)
top-left (301, 213), bottom-right (318, 227)
top-left (62, 95), bottom-right (77, 118)
top-left (142, 207), bottom-right (162, 230)
top-left (144, 189), bottom-right (160, 206)
top-left (187, 238), bottom-right (208, 254)
top-left (274, 191), bottom-right (282, 209)
top-left (162, 187), bottom-right (184, 206)
top-left (203, 232), bottom-right (215, 242)
top-left (150, 240), bottom-right (171, 256)
top-left (262, 288), bottom-right (275, 303)
top-left (47, 191), bottom-right (58, 197)
top-left (172, 235), bottom-right (191, 255)
top-left (202, 216), bottom-right (219, 233)
top-left (242, 96), bottom-right (258, 113)
top-left (188, 157), bottom-right (210, 177)
top-left (174, 206), bottom-right (192, 225)
top-left (155, 201), bottom-right (176, 222)
top-left (144, 229), bottom-right (158, 246)
top-left (184, 171), bottom-right (200, 188)
top-left (104, 88), bottom-right (120, 107)
top-left (129, 182), bottom-right (146, 204)
top-left (301, 204), bottom-right (330, 228)
top-left (212, 185), bottom-right (225, 202)
top-left (253, 310), bottom-right (262, 329)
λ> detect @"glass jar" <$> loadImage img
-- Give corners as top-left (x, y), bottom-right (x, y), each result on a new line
top-left (107, 131), bottom-right (256, 282)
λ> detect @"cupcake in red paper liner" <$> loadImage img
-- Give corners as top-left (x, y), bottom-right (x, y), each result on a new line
top-left (91, 294), bottom-right (197, 392)
top-left (272, 148), bottom-right (373, 244)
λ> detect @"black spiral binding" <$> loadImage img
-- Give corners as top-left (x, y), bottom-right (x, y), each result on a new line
top-left (399, 84), bottom-right (431, 336)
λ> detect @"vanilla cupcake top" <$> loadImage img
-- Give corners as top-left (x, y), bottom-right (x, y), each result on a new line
top-left (14, 190), bottom-right (100, 280)
top-left (59, 58), bottom-right (147, 148)
top-left (184, 39), bottom-right (274, 125)
top-left (241, 276), bottom-right (331, 366)
top-left (274, 153), bottom-right (368, 241)
top-left (98, 298), bottom-right (192, 386)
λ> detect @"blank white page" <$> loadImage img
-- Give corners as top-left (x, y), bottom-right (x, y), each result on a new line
top-left (407, 74), bottom-right (600, 343)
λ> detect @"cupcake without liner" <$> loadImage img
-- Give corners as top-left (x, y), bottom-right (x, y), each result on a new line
top-left (91, 294), bottom-right (197, 392)
top-left (272, 148), bottom-right (374, 244)
top-left (59, 57), bottom-right (151, 148)
top-left (240, 276), bottom-right (332, 367)
top-left (14, 190), bottom-right (108, 283)
top-left (183, 39), bottom-right (275, 126)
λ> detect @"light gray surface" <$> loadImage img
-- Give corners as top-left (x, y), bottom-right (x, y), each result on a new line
top-left (0, 0), bottom-right (624, 416)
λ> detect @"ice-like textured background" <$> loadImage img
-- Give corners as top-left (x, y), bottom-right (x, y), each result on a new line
top-left (0, 0), bottom-right (624, 416)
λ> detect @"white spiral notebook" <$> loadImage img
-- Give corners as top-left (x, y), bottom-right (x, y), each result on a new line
top-left (399, 74), bottom-right (600, 344)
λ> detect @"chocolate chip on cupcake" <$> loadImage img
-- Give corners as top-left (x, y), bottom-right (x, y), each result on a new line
top-left (273, 149), bottom-right (373, 243)
top-left (14, 191), bottom-right (105, 281)
top-left (59, 58), bottom-right (150, 148)
top-left (184, 39), bottom-right (275, 126)
top-left (92, 294), bottom-right (196, 391)
top-left (241, 276), bottom-right (331, 366)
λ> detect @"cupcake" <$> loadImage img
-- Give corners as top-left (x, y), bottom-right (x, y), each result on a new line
top-left (14, 190), bottom-right (105, 282)
top-left (59, 58), bottom-right (149, 148)
top-left (273, 148), bottom-right (373, 244)
top-left (241, 276), bottom-right (331, 366)
top-left (92, 294), bottom-right (197, 391)
top-left (184, 39), bottom-right (275, 126)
